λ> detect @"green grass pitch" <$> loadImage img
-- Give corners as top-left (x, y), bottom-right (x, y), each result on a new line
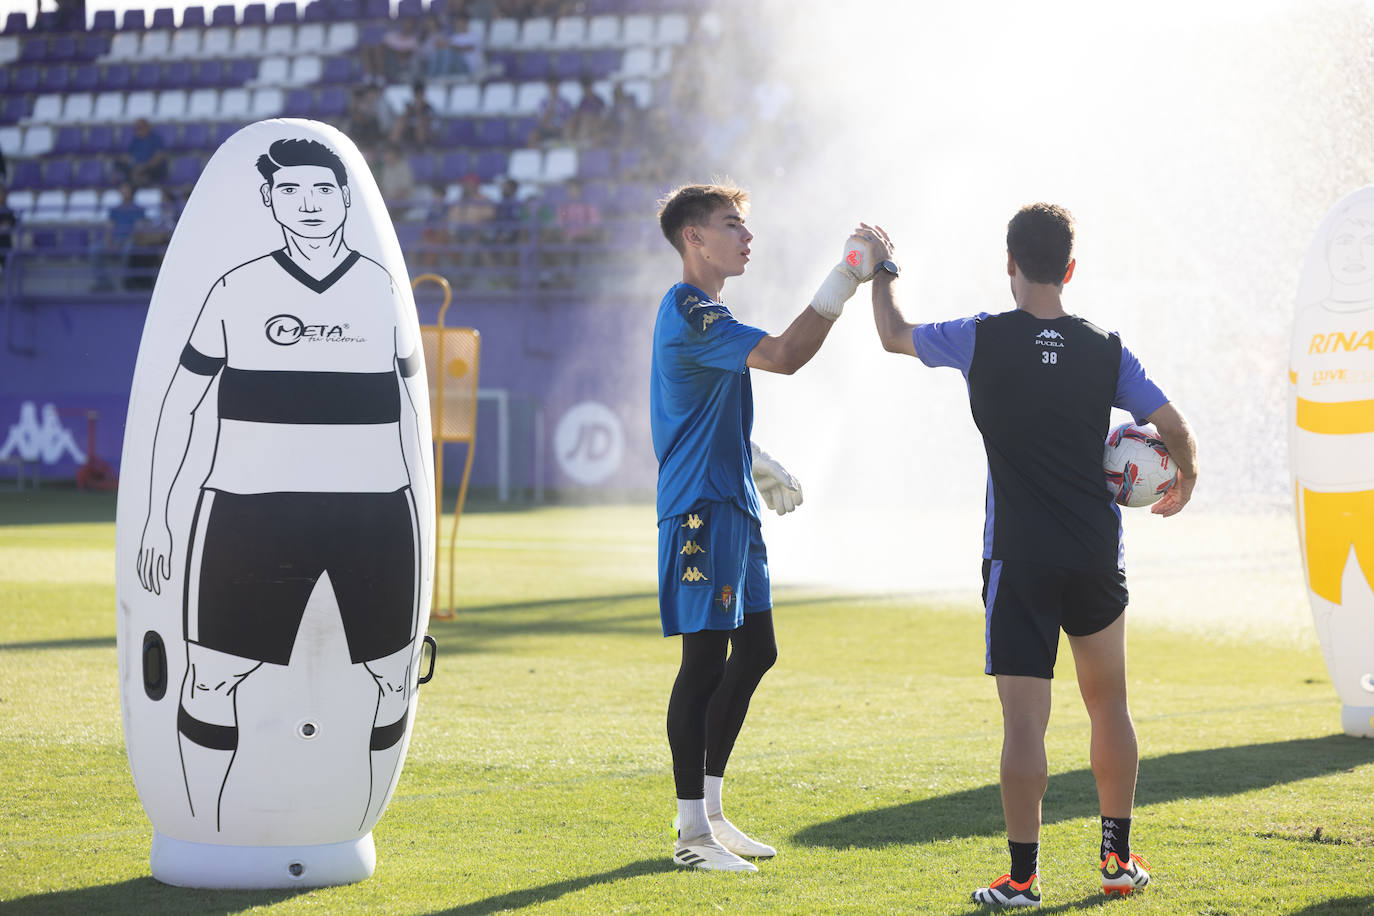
top-left (1, 491), bottom-right (1372, 914)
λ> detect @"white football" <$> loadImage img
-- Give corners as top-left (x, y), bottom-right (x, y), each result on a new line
top-left (1104, 423), bottom-right (1178, 508)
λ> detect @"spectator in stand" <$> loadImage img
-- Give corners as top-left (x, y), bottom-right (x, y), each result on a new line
top-left (438, 174), bottom-right (497, 281)
top-left (608, 84), bottom-right (645, 147)
top-left (423, 13), bottom-right (485, 80)
top-left (557, 179), bottom-right (601, 244)
top-left (568, 77), bottom-right (609, 147)
top-left (380, 18), bottom-right (422, 84)
top-left (531, 78), bottom-right (574, 146)
top-left (127, 188), bottom-right (181, 290)
top-left (375, 145), bottom-right (417, 220)
top-left (390, 81), bottom-right (437, 148)
top-left (0, 186), bottom-right (16, 264)
top-left (91, 183), bottom-right (148, 291)
top-left (344, 86), bottom-right (389, 147)
top-left (115, 119), bottom-right (169, 188)
top-left (0, 145), bottom-right (8, 186)
top-left (488, 177), bottom-right (526, 280)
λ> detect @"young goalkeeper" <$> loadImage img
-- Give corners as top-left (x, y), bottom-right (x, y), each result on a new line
top-left (652, 183), bottom-right (879, 872)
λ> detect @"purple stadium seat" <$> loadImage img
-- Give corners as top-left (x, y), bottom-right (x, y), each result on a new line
top-left (193, 60), bottom-right (226, 88)
top-left (120, 10), bottom-right (146, 30)
top-left (317, 87), bottom-right (348, 116)
top-left (322, 56), bottom-right (360, 84)
top-left (46, 65), bottom-right (73, 92)
top-left (359, 0), bottom-right (387, 19)
top-left (394, 222), bottom-right (423, 246)
top-left (92, 10), bottom-right (118, 31)
top-left (334, 0), bottom-right (363, 21)
top-left (474, 118), bottom-right (509, 147)
top-left (428, 0), bottom-right (448, 16)
top-left (585, 0), bottom-right (618, 13)
top-left (273, 2), bottom-right (299, 24)
top-left (71, 64), bottom-right (100, 92)
top-left (54, 127), bottom-right (83, 154)
top-left (515, 52), bottom-right (551, 81)
top-left (181, 6), bottom-right (207, 28)
top-left (302, 1), bottom-right (328, 23)
top-left (10, 160), bottom-right (40, 190)
top-left (396, 0), bottom-right (423, 18)
top-left (102, 63), bottom-right (132, 90)
top-left (74, 157), bottom-right (106, 186)
top-left (580, 180), bottom-right (611, 207)
top-left (80, 35), bottom-right (111, 60)
top-left (588, 50), bottom-right (621, 79)
top-left (0, 69), bottom-right (8, 91)
top-left (284, 88), bottom-right (314, 116)
top-left (227, 59), bottom-right (258, 86)
top-left (3, 13), bottom-right (27, 34)
top-left (151, 8), bottom-right (177, 29)
top-left (36, 12), bottom-right (61, 31)
top-left (178, 122), bottom-right (211, 151)
top-left (510, 116), bottom-right (538, 144)
top-left (43, 159), bottom-right (74, 189)
top-left (553, 52), bottom-right (583, 80)
top-left (11, 66), bottom-right (39, 93)
top-left (211, 5), bottom-right (237, 26)
top-left (410, 153), bottom-right (437, 184)
top-left (472, 150), bottom-right (505, 180)
top-left (2, 96), bottom-right (30, 123)
top-left (213, 122), bottom-right (240, 146)
top-left (58, 227), bottom-right (92, 255)
top-left (579, 148), bottom-right (611, 180)
top-left (443, 119), bottom-right (476, 146)
top-left (242, 3), bottom-right (269, 25)
top-left (20, 39), bottom-right (50, 62)
top-left (111, 123), bottom-right (135, 149)
top-left (358, 22), bottom-right (387, 46)
top-left (51, 36), bottom-right (79, 60)
top-left (438, 150), bottom-right (470, 181)
top-left (86, 125), bottom-right (115, 154)
top-left (169, 155), bottom-right (203, 186)
top-left (165, 60), bottom-right (193, 87)
top-left (132, 62), bottom-right (161, 90)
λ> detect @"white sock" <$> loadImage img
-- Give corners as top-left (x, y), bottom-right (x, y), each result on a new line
top-left (677, 798), bottom-right (710, 842)
top-left (704, 775), bottom-right (724, 819)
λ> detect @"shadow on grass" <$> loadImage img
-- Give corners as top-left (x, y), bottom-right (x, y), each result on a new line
top-left (0, 876), bottom-right (306, 915)
top-left (1287, 896), bottom-right (1374, 915)
top-left (423, 857), bottom-right (676, 916)
top-left (0, 488), bottom-right (118, 525)
top-left (0, 635), bottom-right (116, 652)
top-left (795, 736), bottom-right (1374, 849)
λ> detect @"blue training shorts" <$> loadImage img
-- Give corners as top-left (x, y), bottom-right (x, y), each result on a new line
top-left (658, 500), bottom-right (771, 637)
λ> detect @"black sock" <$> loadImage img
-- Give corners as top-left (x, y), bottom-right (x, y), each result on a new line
top-left (1101, 816), bottom-right (1131, 862)
top-left (1008, 840), bottom-right (1038, 883)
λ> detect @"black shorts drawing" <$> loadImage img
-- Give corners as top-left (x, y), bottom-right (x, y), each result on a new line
top-left (184, 488), bottom-right (419, 665)
top-left (981, 558), bottom-right (1128, 678)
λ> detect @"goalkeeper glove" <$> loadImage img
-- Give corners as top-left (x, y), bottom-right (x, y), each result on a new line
top-left (810, 234), bottom-right (874, 321)
top-left (750, 441), bottom-right (804, 516)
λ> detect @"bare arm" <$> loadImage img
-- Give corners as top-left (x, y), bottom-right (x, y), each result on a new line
top-left (1146, 401), bottom-right (1197, 517)
top-left (745, 305), bottom-right (836, 375)
top-left (872, 272), bottom-right (917, 356)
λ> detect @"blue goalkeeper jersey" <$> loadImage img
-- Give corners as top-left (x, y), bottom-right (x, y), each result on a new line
top-left (651, 282), bottom-right (769, 524)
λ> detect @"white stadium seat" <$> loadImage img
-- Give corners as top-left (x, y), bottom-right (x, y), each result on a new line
top-left (513, 81), bottom-right (548, 115)
top-left (140, 31), bottom-right (171, 59)
top-left (0, 125), bottom-right (20, 154)
top-left (155, 89), bottom-right (188, 121)
top-left (251, 88), bottom-right (284, 119)
top-left (170, 29), bottom-right (201, 58)
top-left (296, 23), bottom-right (325, 54)
top-left (383, 83), bottom-right (413, 114)
top-left (124, 91), bottom-right (157, 121)
top-left (424, 83), bottom-right (447, 112)
top-left (7, 189), bottom-right (34, 218)
top-left (325, 22), bottom-right (358, 53)
top-left (21, 125), bottom-right (53, 156)
top-left (63, 93), bottom-right (95, 122)
top-left (466, 19), bottom-right (487, 44)
top-left (65, 189), bottom-right (101, 223)
top-left (487, 18), bottom-right (519, 48)
top-left (257, 56), bottom-right (289, 86)
top-left (99, 188), bottom-right (121, 210)
top-left (188, 89), bottom-right (219, 120)
top-left (550, 17), bottom-right (586, 49)
top-left (518, 17), bottom-right (552, 48)
top-left (31, 94), bottom-right (63, 123)
top-left (0, 36), bottom-right (18, 66)
top-left (655, 47), bottom-right (673, 74)
top-left (107, 32), bottom-right (141, 61)
top-left (556, 79), bottom-right (583, 107)
top-left (621, 79), bottom-right (651, 107)
top-left (587, 15), bottom-right (619, 46)
top-left (656, 13), bottom-right (689, 45)
top-left (543, 147), bottom-right (577, 183)
top-left (619, 47), bottom-right (655, 79)
top-left (621, 15), bottom-right (654, 46)
top-left (219, 88), bottom-right (251, 119)
top-left (93, 92), bottom-right (124, 122)
top-left (232, 26), bottom-right (265, 57)
top-left (289, 56), bottom-right (322, 86)
top-left (263, 24), bottom-right (295, 56)
top-left (590, 79), bottom-right (613, 106)
top-left (448, 83), bottom-right (480, 115)
top-left (34, 190), bottom-right (67, 221)
top-left (202, 27), bottom-right (233, 57)
top-left (479, 81), bottom-right (515, 115)
top-left (507, 148), bottom-right (541, 183)
top-left (134, 187), bottom-right (161, 217)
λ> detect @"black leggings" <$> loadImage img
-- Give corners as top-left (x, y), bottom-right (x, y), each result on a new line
top-left (666, 610), bottom-right (778, 800)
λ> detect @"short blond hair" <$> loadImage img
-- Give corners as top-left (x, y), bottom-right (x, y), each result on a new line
top-left (657, 183), bottom-right (750, 256)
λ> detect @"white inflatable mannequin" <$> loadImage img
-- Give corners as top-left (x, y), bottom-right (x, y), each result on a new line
top-left (115, 119), bottom-right (436, 887)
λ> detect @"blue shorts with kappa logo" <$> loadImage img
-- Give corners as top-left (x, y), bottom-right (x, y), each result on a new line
top-left (658, 500), bottom-right (771, 637)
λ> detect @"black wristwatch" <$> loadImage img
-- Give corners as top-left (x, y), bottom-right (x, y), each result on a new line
top-left (875, 259), bottom-right (900, 277)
